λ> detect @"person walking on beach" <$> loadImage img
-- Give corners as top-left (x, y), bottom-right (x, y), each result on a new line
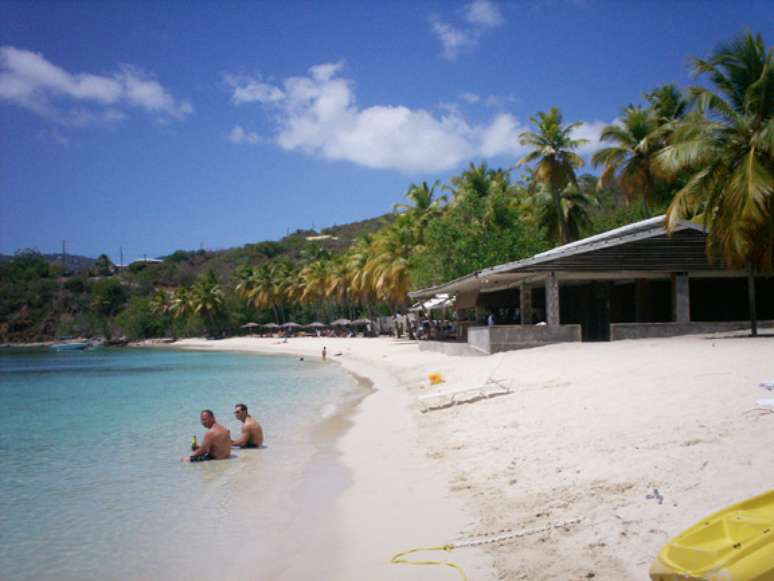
top-left (322, 345), bottom-right (327, 361)
top-left (184, 410), bottom-right (232, 462)
top-left (231, 403), bottom-right (264, 448)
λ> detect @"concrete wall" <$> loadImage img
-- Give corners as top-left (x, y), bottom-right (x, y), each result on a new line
top-left (468, 324), bottom-right (582, 353)
top-left (610, 320), bottom-right (774, 341)
top-left (417, 340), bottom-right (488, 357)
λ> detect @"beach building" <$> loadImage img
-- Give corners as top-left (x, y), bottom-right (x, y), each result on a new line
top-left (409, 216), bottom-right (774, 354)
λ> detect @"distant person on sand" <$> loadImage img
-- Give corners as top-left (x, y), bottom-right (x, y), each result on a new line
top-left (231, 403), bottom-right (264, 448)
top-left (322, 346), bottom-right (327, 361)
top-left (183, 410), bottom-right (232, 462)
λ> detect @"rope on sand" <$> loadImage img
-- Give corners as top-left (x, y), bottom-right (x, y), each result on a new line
top-left (390, 518), bottom-right (582, 580)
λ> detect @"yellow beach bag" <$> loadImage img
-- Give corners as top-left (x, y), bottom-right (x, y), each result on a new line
top-left (650, 489), bottom-right (774, 581)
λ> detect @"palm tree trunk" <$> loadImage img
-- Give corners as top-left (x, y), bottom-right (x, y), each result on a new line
top-left (552, 187), bottom-right (570, 245)
top-left (748, 267), bottom-right (758, 337)
top-left (645, 169), bottom-right (653, 213)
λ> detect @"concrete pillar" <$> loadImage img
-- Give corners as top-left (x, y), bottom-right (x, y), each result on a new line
top-left (520, 282), bottom-right (532, 325)
top-left (672, 274), bottom-right (690, 323)
top-left (545, 272), bottom-right (560, 327)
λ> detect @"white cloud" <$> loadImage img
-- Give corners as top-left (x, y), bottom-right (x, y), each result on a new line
top-left (0, 45), bottom-right (192, 123)
top-left (571, 119), bottom-right (608, 156)
top-left (227, 125), bottom-right (260, 145)
top-left (431, 1), bottom-right (504, 60)
top-left (466, 0), bottom-right (504, 28)
top-left (431, 21), bottom-right (475, 60)
top-left (224, 74), bottom-right (285, 105)
top-left (226, 63), bottom-right (541, 174)
top-left (37, 128), bottom-right (69, 145)
top-left (478, 113), bottom-right (525, 157)
top-left (460, 92), bottom-right (481, 103)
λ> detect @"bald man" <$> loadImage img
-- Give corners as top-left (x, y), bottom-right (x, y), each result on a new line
top-left (183, 410), bottom-right (232, 462)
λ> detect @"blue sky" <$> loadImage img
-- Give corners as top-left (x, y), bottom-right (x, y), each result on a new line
top-left (1, 1), bottom-right (771, 262)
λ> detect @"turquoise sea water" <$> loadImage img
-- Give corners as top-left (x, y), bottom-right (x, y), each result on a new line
top-left (0, 347), bottom-right (358, 581)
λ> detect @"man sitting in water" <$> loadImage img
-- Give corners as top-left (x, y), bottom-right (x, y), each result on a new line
top-left (232, 403), bottom-right (264, 448)
top-left (183, 410), bottom-right (232, 462)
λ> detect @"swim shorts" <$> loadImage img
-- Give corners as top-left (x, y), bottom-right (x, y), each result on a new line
top-left (190, 453), bottom-right (214, 462)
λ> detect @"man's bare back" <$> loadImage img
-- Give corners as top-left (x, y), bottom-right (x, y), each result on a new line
top-left (202, 422), bottom-right (232, 458)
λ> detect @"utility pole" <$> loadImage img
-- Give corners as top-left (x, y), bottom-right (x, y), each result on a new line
top-left (120, 247), bottom-right (124, 267)
top-left (62, 240), bottom-right (66, 266)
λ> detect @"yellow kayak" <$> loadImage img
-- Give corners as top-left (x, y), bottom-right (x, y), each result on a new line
top-left (650, 489), bottom-right (774, 581)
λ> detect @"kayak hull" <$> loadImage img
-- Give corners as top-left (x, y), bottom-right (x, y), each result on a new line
top-left (650, 489), bottom-right (774, 581)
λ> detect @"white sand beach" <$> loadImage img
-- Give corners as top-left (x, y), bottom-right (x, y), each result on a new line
top-left (171, 333), bottom-right (774, 580)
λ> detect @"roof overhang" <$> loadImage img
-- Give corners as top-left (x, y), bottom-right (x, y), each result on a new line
top-left (408, 215), bottom-right (710, 300)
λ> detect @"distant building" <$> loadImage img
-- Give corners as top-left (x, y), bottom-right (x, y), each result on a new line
top-left (128, 257), bottom-right (163, 267)
top-left (305, 235), bottom-right (338, 241)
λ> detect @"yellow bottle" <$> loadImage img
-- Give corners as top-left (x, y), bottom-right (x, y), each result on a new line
top-left (191, 435), bottom-right (197, 451)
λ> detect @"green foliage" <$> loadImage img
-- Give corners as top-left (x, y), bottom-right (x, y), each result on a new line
top-left (93, 254), bottom-right (113, 276)
top-left (115, 297), bottom-right (167, 340)
top-left (90, 278), bottom-right (128, 317)
top-left (412, 177), bottom-right (546, 287)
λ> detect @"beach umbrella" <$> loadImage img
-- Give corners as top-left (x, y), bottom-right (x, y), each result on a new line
top-left (351, 318), bottom-right (371, 325)
top-left (306, 322), bottom-right (327, 328)
top-left (281, 322), bottom-right (302, 328)
top-left (240, 322), bottom-right (259, 335)
top-left (330, 318), bottom-right (351, 326)
top-left (261, 322), bottom-right (280, 329)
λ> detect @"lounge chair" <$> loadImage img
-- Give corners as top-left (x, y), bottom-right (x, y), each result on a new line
top-left (418, 377), bottom-right (513, 412)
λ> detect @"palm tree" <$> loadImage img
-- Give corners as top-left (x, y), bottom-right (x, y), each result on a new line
top-left (527, 182), bottom-right (598, 244)
top-left (592, 105), bottom-right (662, 210)
top-left (347, 235), bottom-right (378, 314)
top-left (368, 225), bottom-right (413, 306)
top-left (149, 289), bottom-right (173, 335)
top-left (327, 256), bottom-right (353, 312)
top-left (393, 180), bottom-right (445, 245)
top-left (657, 32), bottom-right (773, 270)
top-left (656, 32), bottom-right (773, 335)
top-left (190, 271), bottom-right (224, 335)
top-left (299, 259), bottom-right (330, 321)
top-left (447, 162), bottom-right (507, 203)
top-left (233, 265), bottom-right (255, 302)
top-left (518, 108), bottom-right (588, 245)
top-left (644, 83), bottom-right (689, 125)
top-left (170, 286), bottom-right (192, 320)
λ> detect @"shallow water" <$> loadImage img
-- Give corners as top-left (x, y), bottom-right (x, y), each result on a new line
top-left (0, 347), bottom-right (359, 581)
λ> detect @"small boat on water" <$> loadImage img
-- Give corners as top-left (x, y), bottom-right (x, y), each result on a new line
top-left (650, 489), bottom-right (774, 580)
top-left (49, 341), bottom-right (89, 351)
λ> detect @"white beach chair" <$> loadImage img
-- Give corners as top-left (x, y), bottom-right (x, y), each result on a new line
top-left (418, 377), bottom-right (513, 412)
